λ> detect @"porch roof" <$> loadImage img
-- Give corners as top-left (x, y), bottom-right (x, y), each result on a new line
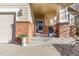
top-left (30, 3), bottom-right (73, 15)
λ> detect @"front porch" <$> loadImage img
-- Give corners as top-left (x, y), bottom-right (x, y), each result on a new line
top-left (16, 3), bottom-right (78, 44)
top-left (30, 3), bottom-right (76, 38)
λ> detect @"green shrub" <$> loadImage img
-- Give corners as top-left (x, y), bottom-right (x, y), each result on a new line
top-left (18, 34), bottom-right (27, 39)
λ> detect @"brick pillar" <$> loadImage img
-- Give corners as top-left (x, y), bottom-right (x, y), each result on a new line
top-left (55, 23), bottom-right (60, 37)
top-left (56, 4), bottom-right (61, 37)
top-left (28, 22), bottom-right (34, 42)
top-left (56, 23), bottom-right (70, 37)
top-left (16, 21), bottom-right (34, 43)
top-left (58, 23), bottom-right (70, 37)
top-left (43, 26), bottom-right (49, 36)
top-left (69, 25), bottom-right (76, 37)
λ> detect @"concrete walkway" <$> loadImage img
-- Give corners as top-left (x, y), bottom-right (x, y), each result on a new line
top-left (0, 44), bottom-right (60, 56)
top-left (0, 35), bottom-right (76, 56)
top-left (28, 36), bottom-right (76, 46)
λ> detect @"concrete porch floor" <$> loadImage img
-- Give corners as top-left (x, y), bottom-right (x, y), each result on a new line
top-left (27, 36), bottom-right (76, 47)
top-left (0, 44), bottom-right (60, 56)
top-left (28, 33), bottom-right (76, 46)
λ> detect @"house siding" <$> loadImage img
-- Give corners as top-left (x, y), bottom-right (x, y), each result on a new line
top-left (15, 3), bottom-right (34, 42)
top-left (0, 3), bottom-right (28, 21)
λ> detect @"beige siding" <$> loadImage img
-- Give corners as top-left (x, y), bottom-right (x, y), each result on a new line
top-left (0, 3), bottom-right (28, 21)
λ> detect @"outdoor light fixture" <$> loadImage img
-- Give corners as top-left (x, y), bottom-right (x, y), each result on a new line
top-left (18, 9), bottom-right (22, 17)
top-left (46, 16), bottom-right (47, 19)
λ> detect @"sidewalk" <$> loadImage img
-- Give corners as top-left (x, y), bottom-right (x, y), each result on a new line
top-left (0, 44), bottom-right (60, 56)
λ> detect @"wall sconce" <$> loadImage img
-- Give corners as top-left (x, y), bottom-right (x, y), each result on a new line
top-left (18, 9), bottom-right (22, 17)
top-left (46, 16), bottom-right (47, 19)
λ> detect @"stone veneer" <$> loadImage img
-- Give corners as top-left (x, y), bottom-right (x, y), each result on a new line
top-left (16, 21), bottom-right (34, 43)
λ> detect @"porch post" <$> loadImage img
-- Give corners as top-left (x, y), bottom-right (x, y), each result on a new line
top-left (27, 4), bottom-right (34, 43)
top-left (56, 4), bottom-right (70, 38)
top-left (56, 4), bottom-right (61, 23)
top-left (56, 4), bottom-right (61, 37)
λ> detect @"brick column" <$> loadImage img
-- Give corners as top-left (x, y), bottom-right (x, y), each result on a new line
top-left (16, 21), bottom-right (34, 43)
top-left (43, 26), bottom-right (49, 36)
top-left (56, 4), bottom-right (70, 38)
top-left (28, 22), bottom-right (34, 42)
top-left (56, 4), bottom-right (61, 37)
top-left (69, 25), bottom-right (76, 37)
top-left (59, 23), bottom-right (70, 37)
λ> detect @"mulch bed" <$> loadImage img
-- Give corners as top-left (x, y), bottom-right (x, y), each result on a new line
top-left (53, 40), bottom-right (79, 56)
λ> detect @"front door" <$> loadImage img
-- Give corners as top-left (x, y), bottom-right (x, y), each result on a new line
top-left (36, 21), bottom-right (43, 33)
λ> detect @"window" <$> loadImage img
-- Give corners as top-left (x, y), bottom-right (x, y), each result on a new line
top-left (69, 14), bottom-right (75, 25)
top-left (59, 8), bottom-right (68, 23)
top-left (50, 16), bottom-right (57, 26)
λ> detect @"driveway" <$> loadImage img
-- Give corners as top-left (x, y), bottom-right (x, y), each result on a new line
top-left (0, 44), bottom-right (60, 56)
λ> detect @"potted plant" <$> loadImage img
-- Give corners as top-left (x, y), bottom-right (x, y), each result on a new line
top-left (18, 34), bottom-right (27, 47)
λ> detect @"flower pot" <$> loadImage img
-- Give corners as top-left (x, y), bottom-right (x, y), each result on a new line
top-left (22, 37), bottom-right (27, 47)
top-left (15, 37), bottom-right (22, 45)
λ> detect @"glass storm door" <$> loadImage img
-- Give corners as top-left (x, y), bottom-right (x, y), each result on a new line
top-left (36, 21), bottom-right (43, 32)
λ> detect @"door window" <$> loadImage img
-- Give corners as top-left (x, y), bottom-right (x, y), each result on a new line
top-left (36, 21), bottom-right (43, 32)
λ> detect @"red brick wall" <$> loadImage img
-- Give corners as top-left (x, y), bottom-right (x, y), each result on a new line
top-left (43, 25), bottom-right (56, 37)
top-left (55, 23), bottom-right (76, 37)
top-left (56, 23), bottom-right (60, 37)
top-left (59, 23), bottom-right (69, 37)
top-left (43, 23), bottom-right (76, 37)
top-left (16, 21), bottom-right (34, 42)
top-left (56, 23), bottom-right (70, 37)
top-left (69, 26), bottom-right (76, 37)
top-left (43, 26), bottom-right (49, 36)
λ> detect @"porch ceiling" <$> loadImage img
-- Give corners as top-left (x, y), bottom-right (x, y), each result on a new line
top-left (30, 3), bottom-right (73, 15)
top-left (60, 3), bottom-right (73, 7)
top-left (30, 3), bottom-right (58, 15)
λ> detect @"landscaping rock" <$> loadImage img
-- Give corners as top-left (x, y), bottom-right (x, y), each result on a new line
top-left (54, 40), bottom-right (79, 56)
